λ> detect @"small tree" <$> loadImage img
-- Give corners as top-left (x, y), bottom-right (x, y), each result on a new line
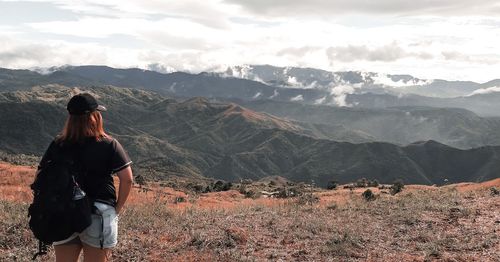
top-left (362, 189), bottom-right (376, 201)
top-left (211, 181), bottom-right (233, 192)
top-left (390, 179), bottom-right (405, 195)
top-left (368, 179), bottom-right (379, 187)
top-left (327, 180), bottom-right (338, 190)
top-left (356, 178), bottom-right (368, 188)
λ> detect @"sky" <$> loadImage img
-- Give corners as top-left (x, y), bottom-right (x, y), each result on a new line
top-left (1, 0), bottom-right (500, 82)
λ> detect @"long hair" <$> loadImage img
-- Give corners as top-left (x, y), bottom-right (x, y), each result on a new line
top-left (56, 111), bottom-right (108, 144)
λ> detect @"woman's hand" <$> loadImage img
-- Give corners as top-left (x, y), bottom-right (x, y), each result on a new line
top-left (115, 166), bottom-right (133, 216)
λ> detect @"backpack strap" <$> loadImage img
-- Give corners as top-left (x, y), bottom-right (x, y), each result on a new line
top-left (93, 207), bottom-right (105, 249)
top-left (65, 142), bottom-right (90, 193)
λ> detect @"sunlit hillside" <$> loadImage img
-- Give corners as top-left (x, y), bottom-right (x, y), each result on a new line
top-left (1, 162), bottom-right (499, 261)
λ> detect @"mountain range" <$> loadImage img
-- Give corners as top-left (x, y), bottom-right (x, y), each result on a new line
top-left (2, 65), bottom-right (500, 117)
top-left (229, 99), bottom-right (500, 149)
top-left (222, 65), bottom-right (500, 98)
top-left (1, 85), bottom-right (499, 186)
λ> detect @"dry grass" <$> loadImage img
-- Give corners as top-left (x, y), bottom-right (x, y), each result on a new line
top-left (1, 162), bottom-right (499, 261)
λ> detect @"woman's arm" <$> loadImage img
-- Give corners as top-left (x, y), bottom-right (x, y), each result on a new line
top-left (115, 166), bottom-right (133, 215)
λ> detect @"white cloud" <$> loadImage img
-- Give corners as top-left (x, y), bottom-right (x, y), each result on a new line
top-left (467, 86), bottom-right (500, 96)
top-left (225, 0), bottom-right (500, 16)
top-left (372, 74), bottom-right (433, 87)
top-left (277, 46), bottom-right (320, 57)
top-left (0, 0), bottom-right (499, 82)
top-left (146, 63), bottom-right (175, 74)
top-left (0, 36), bottom-right (146, 69)
top-left (5, 0), bottom-right (236, 28)
top-left (29, 17), bottom-right (226, 50)
top-left (223, 65), bottom-right (266, 83)
top-left (252, 92), bottom-right (262, 99)
top-left (327, 42), bottom-right (434, 62)
top-left (332, 94), bottom-right (350, 107)
top-left (330, 85), bottom-right (356, 96)
top-left (290, 94), bottom-right (304, 102)
top-left (286, 76), bottom-right (300, 86)
top-left (269, 89), bottom-right (279, 99)
top-left (304, 81), bottom-right (318, 89)
top-left (314, 96), bottom-right (326, 104)
top-left (328, 84), bottom-right (357, 107)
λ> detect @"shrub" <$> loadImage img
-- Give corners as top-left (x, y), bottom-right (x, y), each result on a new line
top-left (390, 180), bottom-right (405, 195)
top-left (238, 184), bottom-right (261, 199)
top-left (244, 190), bottom-right (261, 199)
top-left (326, 181), bottom-right (338, 190)
top-left (205, 181), bottom-right (233, 192)
top-left (368, 179), bottom-right (379, 187)
top-left (355, 178), bottom-right (369, 188)
top-left (362, 189), bottom-right (376, 201)
top-left (192, 184), bottom-right (205, 193)
top-left (241, 179), bottom-right (253, 185)
top-left (238, 184), bottom-right (247, 195)
top-left (378, 184), bottom-right (391, 190)
top-left (297, 193), bottom-right (320, 205)
top-left (322, 231), bottom-right (364, 257)
top-left (276, 187), bottom-right (301, 198)
top-left (343, 184), bottom-right (355, 189)
top-left (490, 187), bottom-right (499, 196)
top-left (174, 196), bottom-right (186, 204)
top-left (134, 174), bottom-right (146, 186)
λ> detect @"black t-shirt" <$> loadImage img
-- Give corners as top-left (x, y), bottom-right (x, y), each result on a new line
top-left (39, 136), bottom-right (132, 206)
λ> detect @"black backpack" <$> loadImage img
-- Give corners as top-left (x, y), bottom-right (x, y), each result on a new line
top-left (28, 144), bottom-right (93, 260)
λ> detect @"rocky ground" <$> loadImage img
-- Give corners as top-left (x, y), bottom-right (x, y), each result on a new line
top-left (1, 162), bottom-right (499, 261)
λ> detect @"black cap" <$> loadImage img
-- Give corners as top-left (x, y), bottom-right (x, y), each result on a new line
top-left (67, 93), bottom-right (107, 115)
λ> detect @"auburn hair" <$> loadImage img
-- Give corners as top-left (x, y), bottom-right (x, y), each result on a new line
top-left (56, 111), bottom-right (108, 144)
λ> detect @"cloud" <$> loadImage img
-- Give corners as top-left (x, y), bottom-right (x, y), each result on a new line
top-left (467, 86), bottom-right (500, 96)
top-left (442, 51), bottom-right (471, 61)
top-left (252, 92), bottom-right (262, 99)
top-left (286, 76), bottom-right (300, 87)
top-left (225, 0), bottom-right (500, 17)
top-left (222, 65), bottom-right (266, 83)
top-left (326, 42), bottom-right (434, 62)
top-left (290, 94), bottom-right (304, 102)
top-left (277, 46), bottom-right (320, 57)
top-left (0, 36), bottom-right (139, 69)
top-left (372, 74), bottom-right (433, 87)
top-left (2, 0), bottom-right (500, 82)
top-left (269, 89), bottom-right (279, 99)
top-left (0, 44), bottom-right (53, 65)
top-left (29, 17), bottom-right (223, 50)
top-left (329, 84), bottom-right (357, 107)
top-left (314, 96), bottom-right (326, 104)
top-left (7, 0), bottom-right (235, 29)
top-left (146, 63), bottom-right (175, 74)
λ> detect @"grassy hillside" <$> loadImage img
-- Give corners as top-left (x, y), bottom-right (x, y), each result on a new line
top-left (1, 163), bottom-right (499, 261)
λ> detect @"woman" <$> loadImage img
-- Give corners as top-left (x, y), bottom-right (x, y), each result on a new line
top-left (38, 93), bottom-right (133, 262)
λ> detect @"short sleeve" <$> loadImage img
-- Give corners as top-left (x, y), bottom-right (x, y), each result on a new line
top-left (110, 139), bottom-right (132, 173)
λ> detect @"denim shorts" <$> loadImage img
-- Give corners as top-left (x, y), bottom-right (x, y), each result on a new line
top-left (53, 202), bottom-right (118, 249)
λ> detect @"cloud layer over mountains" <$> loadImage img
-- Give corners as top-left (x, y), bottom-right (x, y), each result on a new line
top-left (1, 0), bottom-right (500, 81)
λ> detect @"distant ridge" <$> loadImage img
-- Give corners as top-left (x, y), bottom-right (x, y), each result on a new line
top-left (1, 65), bottom-right (499, 117)
top-left (1, 85), bottom-right (499, 186)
